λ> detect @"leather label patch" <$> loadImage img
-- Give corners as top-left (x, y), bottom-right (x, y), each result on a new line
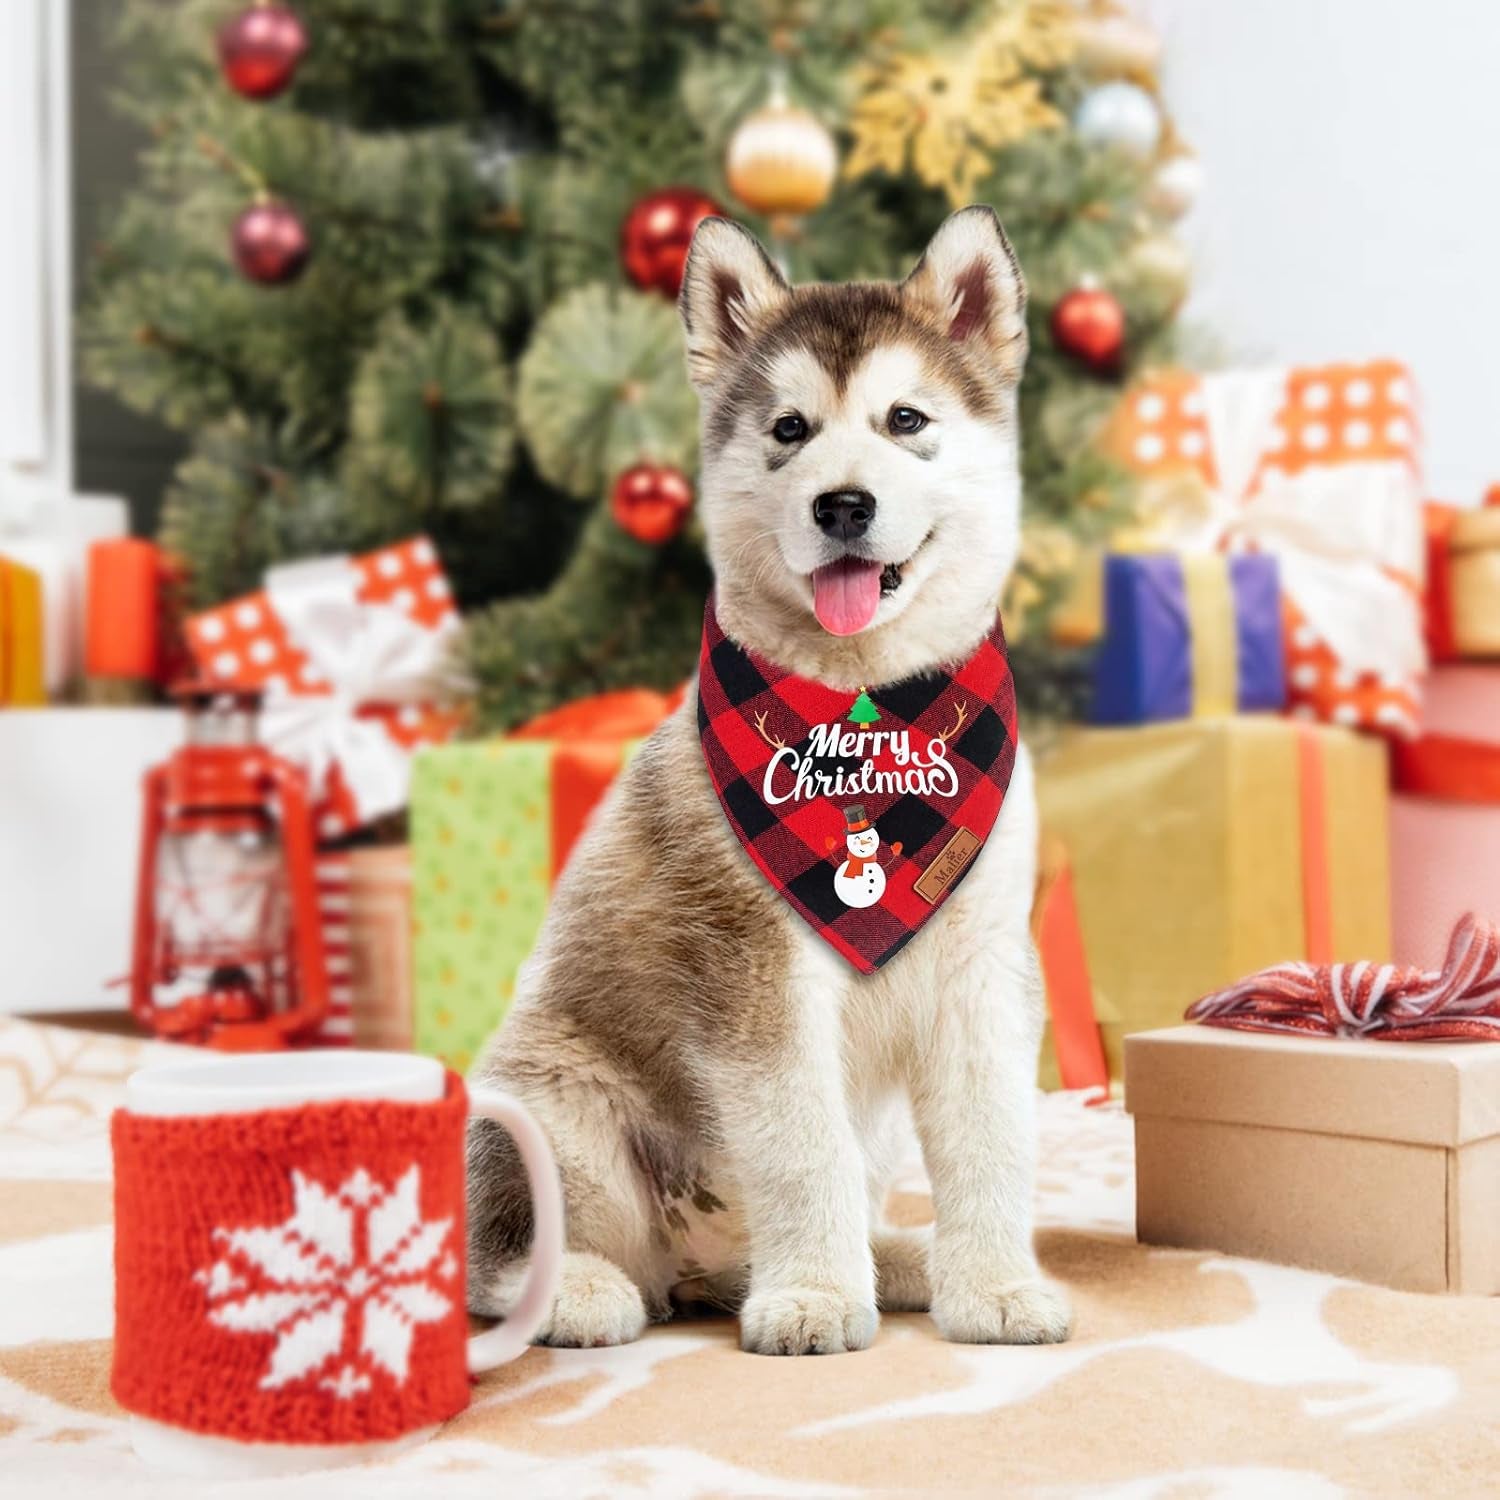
top-left (913, 828), bottom-right (982, 905)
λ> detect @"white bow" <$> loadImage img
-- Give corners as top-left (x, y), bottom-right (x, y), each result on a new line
top-left (259, 554), bottom-right (460, 825)
top-left (1182, 368), bottom-right (1426, 680)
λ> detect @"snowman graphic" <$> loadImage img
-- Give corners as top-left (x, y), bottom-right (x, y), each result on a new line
top-left (826, 805), bottom-right (903, 910)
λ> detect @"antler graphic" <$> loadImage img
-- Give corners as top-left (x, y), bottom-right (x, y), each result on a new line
top-left (935, 700), bottom-right (969, 744)
top-left (753, 710), bottom-right (787, 751)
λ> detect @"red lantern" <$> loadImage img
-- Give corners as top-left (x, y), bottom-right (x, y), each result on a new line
top-left (130, 686), bottom-right (329, 1050)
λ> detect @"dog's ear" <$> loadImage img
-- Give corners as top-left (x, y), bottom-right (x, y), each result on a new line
top-left (678, 217), bottom-right (789, 388)
top-left (903, 206), bottom-right (1028, 381)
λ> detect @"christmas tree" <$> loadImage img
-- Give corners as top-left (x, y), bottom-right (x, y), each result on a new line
top-left (847, 691), bottom-right (881, 725)
top-left (84, 0), bottom-right (1195, 729)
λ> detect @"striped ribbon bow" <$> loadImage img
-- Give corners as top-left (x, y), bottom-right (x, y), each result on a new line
top-left (1186, 914), bottom-right (1500, 1041)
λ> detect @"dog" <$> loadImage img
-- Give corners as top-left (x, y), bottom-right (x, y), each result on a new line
top-left (465, 206), bottom-right (1072, 1355)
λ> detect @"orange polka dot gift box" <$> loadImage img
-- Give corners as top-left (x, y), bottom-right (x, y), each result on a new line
top-left (185, 538), bottom-right (466, 840)
top-left (1107, 362), bottom-right (1425, 737)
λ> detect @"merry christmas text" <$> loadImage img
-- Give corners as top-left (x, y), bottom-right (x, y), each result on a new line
top-left (762, 723), bottom-right (960, 805)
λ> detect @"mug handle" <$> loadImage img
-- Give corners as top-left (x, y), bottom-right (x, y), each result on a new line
top-left (464, 1086), bottom-right (565, 1374)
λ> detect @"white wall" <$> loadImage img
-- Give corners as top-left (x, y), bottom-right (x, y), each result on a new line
top-left (0, 0), bottom-right (70, 500)
top-left (1142, 0), bottom-right (1500, 502)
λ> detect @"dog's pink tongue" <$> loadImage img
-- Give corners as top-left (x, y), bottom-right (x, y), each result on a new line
top-left (811, 558), bottom-right (884, 636)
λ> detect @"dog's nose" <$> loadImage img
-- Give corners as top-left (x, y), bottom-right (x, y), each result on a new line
top-left (813, 489), bottom-right (877, 541)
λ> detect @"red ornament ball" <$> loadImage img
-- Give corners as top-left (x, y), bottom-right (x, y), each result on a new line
top-left (1050, 283), bottom-right (1126, 372)
top-left (231, 200), bottom-right (311, 285)
top-left (217, 4), bottom-right (308, 100)
top-left (620, 188), bottom-right (724, 299)
top-left (610, 464), bottom-right (694, 545)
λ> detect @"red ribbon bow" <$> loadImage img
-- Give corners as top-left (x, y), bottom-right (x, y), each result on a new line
top-left (1186, 914), bottom-right (1500, 1041)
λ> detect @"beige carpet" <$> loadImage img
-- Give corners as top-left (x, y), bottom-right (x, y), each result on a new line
top-left (2, 1016), bottom-right (1498, 1498)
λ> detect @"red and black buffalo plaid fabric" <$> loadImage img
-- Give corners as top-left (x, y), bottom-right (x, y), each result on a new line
top-left (697, 600), bottom-right (1018, 973)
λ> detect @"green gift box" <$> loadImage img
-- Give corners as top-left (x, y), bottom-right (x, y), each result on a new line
top-left (411, 689), bottom-right (680, 1069)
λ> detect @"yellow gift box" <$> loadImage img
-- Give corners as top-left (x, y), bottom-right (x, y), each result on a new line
top-left (0, 556), bottom-right (45, 705)
top-left (1035, 717), bottom-right (1390, 1079)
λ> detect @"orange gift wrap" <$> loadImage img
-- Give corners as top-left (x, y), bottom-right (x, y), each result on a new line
top-left (84, 538), bottom-right (162, 681)
top-left (1108, 362), bottom-right (1426, 736)
top-left (186, 537), bottom-right (464, 838)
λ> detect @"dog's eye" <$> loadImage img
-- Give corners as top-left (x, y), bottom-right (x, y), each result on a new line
top-left (772, 413), bottom-right (808, 444)
top-left (888, 406), bottom-right (929, 435)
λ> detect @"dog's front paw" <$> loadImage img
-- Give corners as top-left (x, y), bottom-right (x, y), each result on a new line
top-left (740, 1285), bottom-right (878, 1356)
top-left (933, 1277), bottom-right (1072, 1346)
top-left (540, 1252), bottom-right (649, 1348)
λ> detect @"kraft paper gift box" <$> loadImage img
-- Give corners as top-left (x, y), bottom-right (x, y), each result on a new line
top-left (1126, 1025), bottom-right (1500, 1294)
top-left (1390, 665), bottom-right (1500, 968)
top-left (1035, 717), bottom-right (1390, 1079)
top-left (1092, 551), bottom-right (1284, 724)
top-left (410, 689), bottom-right (681, 1070)
top-left (1107, 362), bottom-right (1426, 735)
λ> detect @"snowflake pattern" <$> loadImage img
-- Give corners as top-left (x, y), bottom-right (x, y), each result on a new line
top-left (195, 1164), bottom-right (458, 1399)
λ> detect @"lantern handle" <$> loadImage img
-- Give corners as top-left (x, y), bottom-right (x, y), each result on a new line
top-left (129, 765), bottom-right (170, 1034)
top-left (262, 755), bottom-right (329, 1040)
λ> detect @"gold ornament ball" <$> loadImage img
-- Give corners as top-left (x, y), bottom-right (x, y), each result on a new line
top-left (1128, 233), bottom-right (1192, 309)
top-left (726, 99), bottom-right (837, 216)
top-left (1076, 13), bottom-right (1162, 78)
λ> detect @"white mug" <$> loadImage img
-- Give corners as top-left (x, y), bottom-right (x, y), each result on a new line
top-left (116, 1050), bottom-right (562, 1477)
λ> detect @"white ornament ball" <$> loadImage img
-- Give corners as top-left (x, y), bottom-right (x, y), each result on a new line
top-left (1149, 154), bottom-right (1203, 217)
top-left (1074, 81), bottom-right (1162, 160)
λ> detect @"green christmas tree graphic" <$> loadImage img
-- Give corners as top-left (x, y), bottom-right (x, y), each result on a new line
top-left (848, 691), bottom-right (881, 725)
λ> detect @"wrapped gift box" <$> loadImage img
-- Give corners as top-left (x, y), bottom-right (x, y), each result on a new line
top-left (185, 538), bottom-right (464, 838)
top-left (1036, 717), bottom-right (1390, 1078)
top-left (1127, 1025), bottom-right (1500, 1293)
top-left (1108, 362), bottom-right (1426, 735)
top-left (1391, 665), bottom-right (1500, 967)
top-left (1092, 551), bottom-right (1284, 724)
top-left (310, 846), bottom-right (414, 1049)
top-left (0, 556), bottom-right (45, 704)
top-left (410, 689), bottom-right (680, 1071)
top-left (1, 492), bottom-right (129, 697)
top-left (412, 686), bottom-right (1113, 1087)
top-left (1436, 503), bottom-right (1500, 660)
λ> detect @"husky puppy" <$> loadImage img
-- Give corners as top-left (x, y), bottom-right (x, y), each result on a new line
top-left (466, 207), bottom-right (1072, 1355)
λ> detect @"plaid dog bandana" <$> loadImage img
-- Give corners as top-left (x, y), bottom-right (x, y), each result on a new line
top-left (697, 600), bottom-right (1017, 973)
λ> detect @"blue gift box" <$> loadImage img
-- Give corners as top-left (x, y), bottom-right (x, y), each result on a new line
top-left (1092, 552), bottom-right (1286, 724)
